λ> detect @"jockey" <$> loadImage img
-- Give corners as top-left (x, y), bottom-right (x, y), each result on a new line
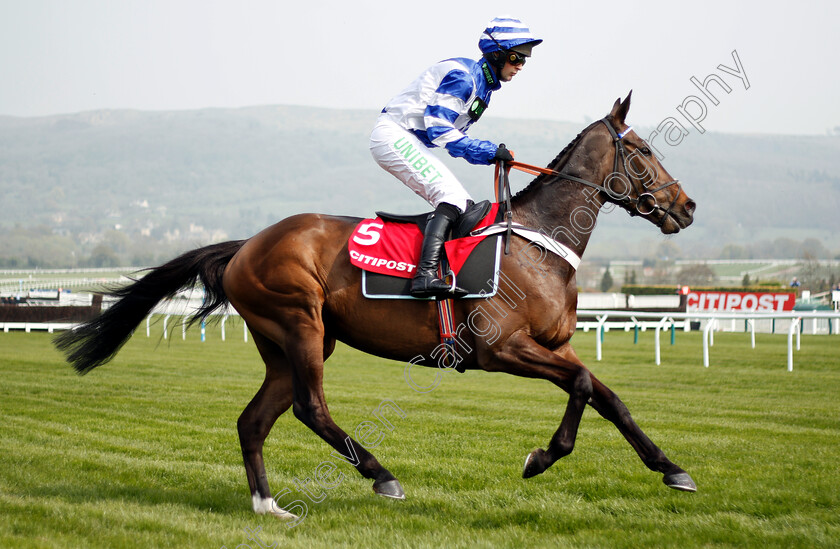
top-left (370, 15), bottom-right (542, 299)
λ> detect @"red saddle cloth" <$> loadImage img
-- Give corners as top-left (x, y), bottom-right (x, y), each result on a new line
top-left (348, 204), bottom-right (499, 279)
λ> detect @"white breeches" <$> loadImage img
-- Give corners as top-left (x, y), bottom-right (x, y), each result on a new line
top-left (370, 117), bottom-right (472, 213)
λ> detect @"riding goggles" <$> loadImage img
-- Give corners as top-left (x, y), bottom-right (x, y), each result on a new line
top-left (505, 50), bottom-right (527, 66)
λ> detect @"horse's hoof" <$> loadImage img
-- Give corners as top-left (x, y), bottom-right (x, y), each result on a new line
top-left (252, 495), bottom-right (299, 520)
top-left (373, 479), bottom-right (405, 500)
top-left (663, 472), bottom-right (697, 492)
top-left (269, 508), bottom-right (300, 521)
top-left (522, 448), bottom-right (547, 479)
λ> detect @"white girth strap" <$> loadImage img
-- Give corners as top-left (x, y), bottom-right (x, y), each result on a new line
top-left (471, 223), bottom-right (581, 271)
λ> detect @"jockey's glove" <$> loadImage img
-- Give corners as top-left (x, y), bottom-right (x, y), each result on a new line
top-left (493, 144), bottom-right (514, 163)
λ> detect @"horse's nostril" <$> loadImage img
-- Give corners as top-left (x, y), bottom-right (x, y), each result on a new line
top-left (685, 199), bottom-right (696, 216)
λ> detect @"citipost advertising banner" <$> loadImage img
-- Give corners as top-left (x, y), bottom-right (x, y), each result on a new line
top-left (686, 291), bottom-right (795, 312)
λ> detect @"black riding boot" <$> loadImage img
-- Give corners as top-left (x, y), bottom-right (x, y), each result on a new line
top-left (410, 203), bottom-right (469, 299)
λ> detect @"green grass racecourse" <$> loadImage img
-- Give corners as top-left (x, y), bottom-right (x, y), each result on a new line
top-left (1, 322), bottom-right (838, 548)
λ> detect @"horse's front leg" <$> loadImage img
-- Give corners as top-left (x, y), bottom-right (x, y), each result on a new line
top-left (487, 332), bottom-right (696, 492)
top-left (486, 332), bottom-right (593, 478)
top-left (587, 377), bottom-right (697, 491)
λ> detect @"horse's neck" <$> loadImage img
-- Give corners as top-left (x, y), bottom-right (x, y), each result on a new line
top-left (511, 151), bottom-right (609, 260)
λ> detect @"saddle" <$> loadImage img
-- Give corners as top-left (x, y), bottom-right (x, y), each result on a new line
top-left (375, 199), bottom-right (495, 240)
top-left (348, 200), bottom-right (503, 299)
top-left (350, 201), bottom-right (498, 275)
top-left (353, 200), bottom-right (500, 373)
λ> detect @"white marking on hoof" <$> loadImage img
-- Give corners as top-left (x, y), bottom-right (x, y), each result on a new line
top-left (252, 494), bottom-right (273, 514)
top-left (523, 451), bottom-right (534, 472)
top-left (252, 494), bottom-right (299, 520)
top-left (268, 508), bottom-right (299, 521)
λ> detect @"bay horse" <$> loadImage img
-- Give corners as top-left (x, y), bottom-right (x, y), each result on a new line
top-left (56, 93), bottom-right (698, 520)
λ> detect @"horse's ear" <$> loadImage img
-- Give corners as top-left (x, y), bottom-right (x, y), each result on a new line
top-left (614, 90), bottom-right (632, 124)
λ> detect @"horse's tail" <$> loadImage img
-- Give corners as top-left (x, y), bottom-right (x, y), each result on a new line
top-left (54, 239), bottom-right (246, 375)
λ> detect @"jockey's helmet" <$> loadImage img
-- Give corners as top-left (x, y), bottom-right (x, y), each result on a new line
top-left (479, 15), bottom-right (542, 69)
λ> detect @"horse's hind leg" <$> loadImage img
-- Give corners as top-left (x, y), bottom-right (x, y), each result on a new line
top-left (587, 376), bottom-right (697, 492)
top-left (238, 332), bottom-right (298, 519)
top-left (259, 308), bottom-right (404, 499)
top-left (290, 337), bottom-right (404, 498)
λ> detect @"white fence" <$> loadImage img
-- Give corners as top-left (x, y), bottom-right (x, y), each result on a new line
top-left (5, 296), bottom-right (839, 373)
top-left (576, 293), bottom-right (681, 309)
top-left (121, 306), bottom-right (840, 373)
top-left (1, 322), bottom-right (76, 333)
top-left (576, 310), bottom-right (840, 372)
top-left (0, 277), bottom-right (129, 296)
top-left (143, 299), bottom-right (248, 343)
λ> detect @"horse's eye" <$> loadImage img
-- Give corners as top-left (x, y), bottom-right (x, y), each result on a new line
top-left (639, 147), bottom-right (652, 156)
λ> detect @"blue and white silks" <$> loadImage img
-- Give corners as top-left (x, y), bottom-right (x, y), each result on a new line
top-left (378, 57), bottom-right (501, 166)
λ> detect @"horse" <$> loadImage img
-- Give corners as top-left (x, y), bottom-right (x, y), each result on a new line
top-left (55, 93), bottom-right (698, 520)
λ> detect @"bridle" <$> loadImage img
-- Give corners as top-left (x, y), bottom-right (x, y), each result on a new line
top-left (601, 118), bottom-right (683, 226)
top-left (499, 118), bottom-right (683, 228)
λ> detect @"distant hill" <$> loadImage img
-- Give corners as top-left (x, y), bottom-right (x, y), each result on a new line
top-left (1, 105), bottom-right (838, 267)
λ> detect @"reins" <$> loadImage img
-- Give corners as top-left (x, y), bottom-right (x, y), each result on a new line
top-left (493, 161), bottom-right (515, 253)
top-left (493, 118), bottom-right (684, 231)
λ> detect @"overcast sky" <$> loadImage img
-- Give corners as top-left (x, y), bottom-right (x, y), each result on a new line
top-left (1, 0), bottom-right (837, 135)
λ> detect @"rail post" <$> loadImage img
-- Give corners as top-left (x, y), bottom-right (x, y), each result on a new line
top-left (596, 315), bottom-right (608, 361)
top-left (703, 318), bottom-right (716, 367)
top-left (655, 316), bottom-right (671, 366)
top-left (787, 317), bottom-right (801, 372)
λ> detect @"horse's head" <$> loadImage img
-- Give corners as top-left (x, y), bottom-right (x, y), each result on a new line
top-left (601, 92), bottom-right (696, 234)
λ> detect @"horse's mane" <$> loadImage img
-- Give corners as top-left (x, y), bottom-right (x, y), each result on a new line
top-left (511, 120), bottom-right (599, 201)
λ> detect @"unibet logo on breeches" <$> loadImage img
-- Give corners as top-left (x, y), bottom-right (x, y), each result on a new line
top-left (392, 137), bottom-right (443, 184)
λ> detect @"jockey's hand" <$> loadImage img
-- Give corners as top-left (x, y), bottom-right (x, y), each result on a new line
top-left (493, 144), bottom-right (514, 163)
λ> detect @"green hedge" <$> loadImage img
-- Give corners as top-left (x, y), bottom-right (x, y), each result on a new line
top-left (621, 284), bottom-right (795, 295)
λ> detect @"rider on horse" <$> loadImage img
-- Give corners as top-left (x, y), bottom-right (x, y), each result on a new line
top-left (370, 15), bottom-right (542, 299)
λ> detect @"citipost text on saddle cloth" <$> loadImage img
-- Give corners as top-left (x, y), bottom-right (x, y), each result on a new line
top-left (348, 206), bottom-right (499, 278)
top-left (348, 219), bottom-right (423, 278)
